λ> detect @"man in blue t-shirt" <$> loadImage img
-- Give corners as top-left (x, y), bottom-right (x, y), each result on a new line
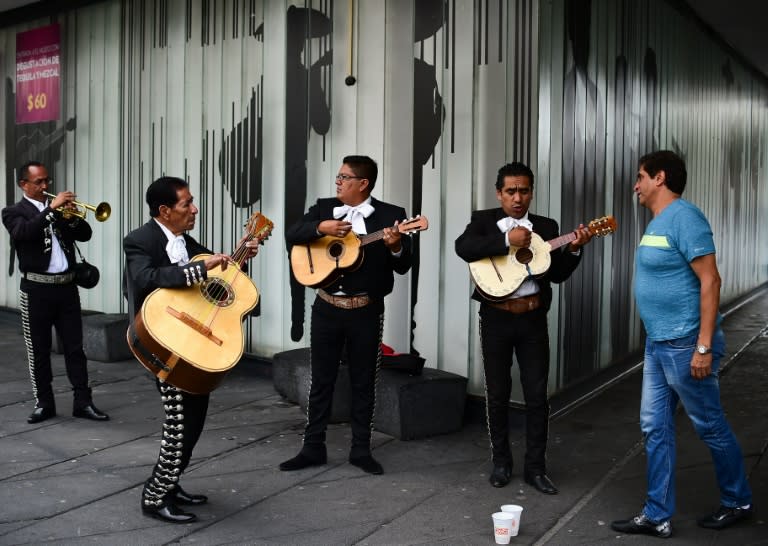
top-left (612, 151), bottom-right (752, 539)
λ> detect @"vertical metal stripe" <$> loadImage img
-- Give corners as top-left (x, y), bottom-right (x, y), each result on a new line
top-left (444, 0), bottom-right (450, 69)
top-left (476, 0), bottom-right (481, 66)
top-left (450, 0), bottom-right (456, 153)
top-left (524, 0), bottom-right (531, 164)
top-left (484, 0), bottom-right (489, 65)
top-left (497, 0), bottom-right (503, 63)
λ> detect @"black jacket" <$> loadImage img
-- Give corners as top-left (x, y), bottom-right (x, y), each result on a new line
top-left (286, 197), bottom-right (413, 300)
top-left (454, 208), bottom-right (581, 312)
top-left (123, 220), bottom-right (211, 321)
top-left (2, 198), bottom-right (92, 274)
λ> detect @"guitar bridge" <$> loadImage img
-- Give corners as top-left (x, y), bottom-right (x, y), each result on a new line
top-left (165, 306), bottom-right (224, 346)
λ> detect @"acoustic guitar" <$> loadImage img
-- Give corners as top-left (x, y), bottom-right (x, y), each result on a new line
top-left (128, 212), bottom-right (274, 394)
top-left (468, 215), bottom-right (617, 301)
top-left (290, 215), bottom-right (429, 288)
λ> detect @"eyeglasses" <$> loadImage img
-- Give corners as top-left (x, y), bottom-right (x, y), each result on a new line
top-left (335, 174), bottom-right (363, 182)
top-left (23, 177), bottom-right (52, 186)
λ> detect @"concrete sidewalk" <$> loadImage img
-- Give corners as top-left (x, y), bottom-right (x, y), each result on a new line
top-left (0, 288), bottom-right (765, 545)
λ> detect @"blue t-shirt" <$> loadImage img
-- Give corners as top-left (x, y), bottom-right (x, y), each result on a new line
top-left (634, 198), bottom-right (719, 341)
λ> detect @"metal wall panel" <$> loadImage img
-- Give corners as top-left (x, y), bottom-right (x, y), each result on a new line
top-left (541, 0), bottom-right (768, 387)
top-left (1, 0), bottom-right (766, 400)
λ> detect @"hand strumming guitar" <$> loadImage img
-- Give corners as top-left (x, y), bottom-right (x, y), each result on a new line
top-left (507, 226), bottom-right (532, 248)
top-left (318, 219), bottom-right (353, 238)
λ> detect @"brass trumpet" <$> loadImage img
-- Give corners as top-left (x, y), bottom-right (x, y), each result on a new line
top-left (43, 191), bottom-right (111, 222)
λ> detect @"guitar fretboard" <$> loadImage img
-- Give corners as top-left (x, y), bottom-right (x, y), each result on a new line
top-left (546, 232), bottom-right (578, 251)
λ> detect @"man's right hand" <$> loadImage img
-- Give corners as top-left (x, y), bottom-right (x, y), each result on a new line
top-left (203, 253), bottom-right (232, 271)
top-left (319, 220), bottom-right (353, 238)
top-left (50, 191), bottom-right (76, 211)
top-left (507, 226), bottom-right (532, 247)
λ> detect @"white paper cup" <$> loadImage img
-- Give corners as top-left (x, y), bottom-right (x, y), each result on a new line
top-left (492, 512), bottom-right (517, 544)
top-left (499, 505), bottom-right (523, 536)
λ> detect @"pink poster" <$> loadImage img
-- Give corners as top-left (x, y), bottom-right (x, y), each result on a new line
top-left (16, 23), bottom-right (61, 124)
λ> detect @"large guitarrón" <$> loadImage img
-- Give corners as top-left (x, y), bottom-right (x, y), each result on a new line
top-left (128, 213), bottom-right (273, 394)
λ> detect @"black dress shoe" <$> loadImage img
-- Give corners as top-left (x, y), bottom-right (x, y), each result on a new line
top-left (349, 455), bottom-right (383, 475)
top-left (73, 404), bottom-right (109, 421)
top-left (28, 406), bottom-right (56, 424)
top-left (173, 486), bottom-right (208, 506)
top-left (142, 503), bottom-right (197, 524)
top-left (525, 473), bottom-right (559, 495)
top-left (697, 504), bottom-right (753, 529)
top-left (489, 464), bottom-right (512, 488)
top-left (279, 452), bottom-right (327, 471)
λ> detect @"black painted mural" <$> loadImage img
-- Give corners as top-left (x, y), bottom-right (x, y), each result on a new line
top-left (284, 4), bottom-right (333, 342)
top-left (410, 0), bottom-right (446, 354)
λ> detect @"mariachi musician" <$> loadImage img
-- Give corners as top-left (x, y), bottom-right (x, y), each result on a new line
top-left (122, 176), bottom-right (261, 523)
top-left (280, 155), bottom-right (412, 476)
top-left (2, 161), bottom-right (108, 424)
top-left (455, 161), bottom-right (592, 494)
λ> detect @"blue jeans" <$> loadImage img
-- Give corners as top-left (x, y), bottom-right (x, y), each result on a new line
top-left (640, 329), bottom-right (752, 522)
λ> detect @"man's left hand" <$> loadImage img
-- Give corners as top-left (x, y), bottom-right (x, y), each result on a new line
top-left (691, 353), bottom-right (712, 379)
top-left (568, 224), bottom-right (593, 252)
top-left (382, 222), bottom-right (402, 253)
top-left (238, 234), bottom-right (261, 259)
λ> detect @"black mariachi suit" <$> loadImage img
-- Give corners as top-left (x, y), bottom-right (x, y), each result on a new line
top-left (123, 219), bottom-right (213, 510)
top-left (286, 197), bottom-right (412, 458)
top-left (2, 197), bottom-right (93, 411)
top-left (455, 208), bottom-right (581, 475)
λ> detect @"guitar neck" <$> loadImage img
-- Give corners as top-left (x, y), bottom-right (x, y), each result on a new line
top-left (358, 227), bottom-right (394, 247)
top-left (547, 231), bottom-right (578, 251)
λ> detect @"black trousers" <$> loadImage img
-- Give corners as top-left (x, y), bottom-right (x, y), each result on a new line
top-left (301, 297), bottom-right (384, 459)
top-left (142, 381), bottom-right (209, 508)
top-left (479, 304), bottom-right (550, 474)
top-left (19, 280), bottom-right (91, 409)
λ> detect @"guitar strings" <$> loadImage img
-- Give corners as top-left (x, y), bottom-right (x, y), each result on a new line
top-left (199, 214), bottom-right (270, 328)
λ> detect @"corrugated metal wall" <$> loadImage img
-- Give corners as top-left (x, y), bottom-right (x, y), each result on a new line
top-left (539, 0), bottom-right (768, 389)
top-left (1, 0), bottom-right (766, 400)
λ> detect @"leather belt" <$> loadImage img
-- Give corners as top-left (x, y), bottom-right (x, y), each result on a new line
top-left (23, 271), bottom-right (75, 285)
top-left (488, 293), bottom-right (541, 314)
top-left (317, 288), bottom-right (371, 309)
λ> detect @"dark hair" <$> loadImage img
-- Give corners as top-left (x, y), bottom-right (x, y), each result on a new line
top-left (639, 150), bottom-right (687, 195)
top-left (342, 155), bottom-right (378, 191)
top-left (496, 162), bottom-right (534, 191)
top-left (18, 161), bottom-right (45, 186)
top-left (146, 176), bottom-right (189, 217)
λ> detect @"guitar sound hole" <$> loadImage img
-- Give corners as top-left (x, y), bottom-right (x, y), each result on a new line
top-left (515, 247), bottom-right (533, 265)
top-left (201, 279), bottom-right (235, 306)
top-left (327, 242), bottom-right (344, 259)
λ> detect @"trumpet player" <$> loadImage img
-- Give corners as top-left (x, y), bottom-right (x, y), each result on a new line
top-left (1, 161), bottom-right (109, 424)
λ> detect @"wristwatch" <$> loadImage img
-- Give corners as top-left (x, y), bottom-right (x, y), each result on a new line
top-left (696, 344), bottom-right (712, 355)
